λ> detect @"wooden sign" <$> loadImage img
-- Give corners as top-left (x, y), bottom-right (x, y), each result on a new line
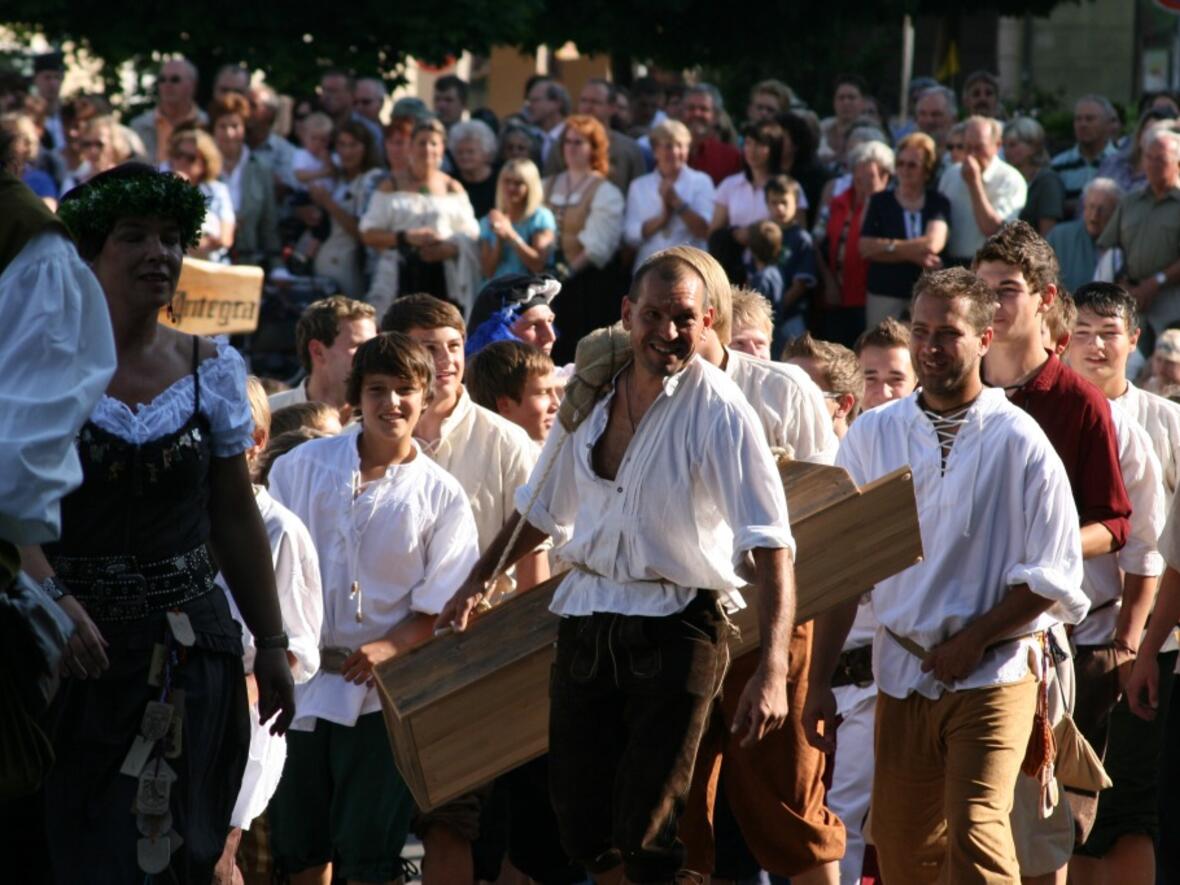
top-left (157, 257), bottom-right (264, 335)
top-left (375, 462), bottom-right (922, 811)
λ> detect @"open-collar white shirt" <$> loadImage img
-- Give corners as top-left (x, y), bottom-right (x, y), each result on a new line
top-left (517, 355), bottom-right (794, 617)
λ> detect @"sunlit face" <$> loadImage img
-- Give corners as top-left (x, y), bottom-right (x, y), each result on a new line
top-left (976, 261), bottom-right (1047, 346)
top-left (916, 93), bottom-right (952, 141)
top-left (405, 325), bottom-right (465, 403)
top-left (1065, 306), bottom-right (1138, 387)
top-left (498, 371), bottom-right (560, 442)
top-left (964, 120), bottom-right (999, 169)
top-left (358, 373), bottom-right (425, 445)
top-left (909, 293), bottom-right (991, 400)
top-left (500, 171), bottom-right (530, 208)
top-left (895, 145), bottom-right (928, 188)
top-left (511, 304), bottom-right (557, 355)
top-left (682, 92), bottom-right (715, 138)
top-left (168, 137), bottom-right (204, 183)
top-left (730, 324), bottom-right (772, 361)
top-left (453, 137), bottom-right (488, 177)
top-left (562, 128), bottom-right (592, 171)
top-left (859, 345), bottom-right (917, 410)
top-left (853, 159), bottom-right (890, 197)
top-left (92, 215), bottom-right (184, 311)
top-left (411, 129), bottom-right (445, 173)
top-left (1082, 189), bottom-right (1119, 239)
top-left (1143, 137), bottom-right (1180, 192)
top-left (621, 271), bottom-right (713, 379)
top-left (311, 318), bottom-right (378, 400)
top-left (653, 135), bottom-right (689, 177)
top-left (212, 113), bottom-right (246, 157)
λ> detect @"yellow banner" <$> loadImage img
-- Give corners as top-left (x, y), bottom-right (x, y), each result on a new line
top-left (158, 257), bottom-right (264, 335)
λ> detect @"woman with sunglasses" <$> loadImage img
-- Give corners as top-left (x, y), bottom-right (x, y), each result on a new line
top-left (858, 131), bottom-right (950, 327)
top-left (167, 128), bottom-right (235, 263)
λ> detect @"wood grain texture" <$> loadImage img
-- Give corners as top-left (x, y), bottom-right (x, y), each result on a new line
top-left (376, 463), bottom-right (922, 810)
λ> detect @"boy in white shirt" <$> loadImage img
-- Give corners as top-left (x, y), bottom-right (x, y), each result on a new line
top-left (266, 334), bottom-right (479, 885)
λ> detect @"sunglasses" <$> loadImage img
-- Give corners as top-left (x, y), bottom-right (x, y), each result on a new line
top-left (159, 75), bottom-right (184, 85)
top-left (947, 142), bottom-right (965, 151)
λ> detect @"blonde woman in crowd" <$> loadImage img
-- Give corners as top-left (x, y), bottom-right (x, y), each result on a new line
top-left (479, 157), bottom-right (555, 281)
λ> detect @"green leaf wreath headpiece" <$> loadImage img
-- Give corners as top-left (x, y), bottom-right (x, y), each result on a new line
top-left (58, 164), bottom-right (207, 252)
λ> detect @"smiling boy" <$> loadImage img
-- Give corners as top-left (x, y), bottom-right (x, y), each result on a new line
top-left (266, 333), bottom-right (479, 885)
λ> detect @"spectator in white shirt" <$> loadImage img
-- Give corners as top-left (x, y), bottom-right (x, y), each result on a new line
top-left (624, 119), bottom-right (715, 272)
top-left (804, 267), bottom-right (1087, 884)
top-left (938, 115), bottom-right (1027, 264)
top-left (440, 246), bottom-right (796, 885)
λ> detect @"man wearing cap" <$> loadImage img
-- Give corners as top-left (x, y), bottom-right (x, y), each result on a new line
top-left (466, 274), bottom-right (560, 357)
top-left (31, 52), bottom-right (66, 153)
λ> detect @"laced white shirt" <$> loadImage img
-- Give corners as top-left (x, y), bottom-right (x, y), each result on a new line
top-left (268, 429), bottom-right (479, 729)
top-left (836, 389), bottom-right (1087, 700)
top-left (516, 356), bottom-right (794, 617)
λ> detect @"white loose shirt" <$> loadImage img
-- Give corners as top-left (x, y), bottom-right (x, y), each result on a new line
top-left (0, 231), bottom-right (115, 544)
top-left (419, 388), bottom-right (538, 554)
top-left (268, 429), bottom-right (479, 729)
top-left (624, 167), bottom-right (716, 271)
top-left (516, 356), bottom-right (794, 617)
top-left (1114, 382), bottom-right (1180, 504)
top-left (938, 157), bottom-right (1027, 258)
top-left (221, 486), bottom-right (324, 829)
top-left (1075, 404), bottom-right (1166, 645)
top-left (724, 349), bottom-right (839, 465)
top-left (836, 389), bottom-right (1087, 700)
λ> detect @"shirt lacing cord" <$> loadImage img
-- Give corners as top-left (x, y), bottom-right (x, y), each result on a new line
top-left (921, 400), bottom-right (974, 473)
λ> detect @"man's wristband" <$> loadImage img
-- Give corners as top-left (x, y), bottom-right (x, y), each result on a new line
top-left (255, 632), bottom-right (290, 651)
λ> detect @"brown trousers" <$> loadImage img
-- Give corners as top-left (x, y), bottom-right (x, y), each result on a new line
top-left (872, 678), bottom-right (1037, 884)
top-left (680, 622), bottom-right (846, 877)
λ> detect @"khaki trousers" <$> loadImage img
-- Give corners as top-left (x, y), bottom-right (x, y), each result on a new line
top-left (872, 678), bottom-right (1037, 884)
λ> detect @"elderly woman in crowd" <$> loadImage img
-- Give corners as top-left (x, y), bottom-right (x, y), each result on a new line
top-left (1004, 116), bottom-right (1066, 235)
top-left (543, 113), bottom-right (624, 361)
top-left (208, 93), bottom-right (280, 268)
top-left (709, 119), bottom-right (786, 280)
top-left (450, 119), bottom-right (500, 218)
top-left (360, 117), bottom-right (480, 318)
top-left (309, 121), bottom-right (384, 297)
top-left (818, 139), bottom-right (893, 346)
top-left (623, 119), bottom-right (715, 270)
top-left (859, 131), bottom-right (950, 325)
top-left (35, 163), bottom-right (294, 883)
top-left (168, 127), bottom-right (235, 263)
top-left (479, 157), bottom-right (555, 280)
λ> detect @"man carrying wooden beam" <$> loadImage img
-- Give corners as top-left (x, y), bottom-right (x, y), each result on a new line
top-left (439, 245), bottom-right (796, 885)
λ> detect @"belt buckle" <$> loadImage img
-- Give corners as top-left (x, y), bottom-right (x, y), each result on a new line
top-left (93, 566), bottom-right (149, 620)
top-left (320, 646), bottom-right (353, 673)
